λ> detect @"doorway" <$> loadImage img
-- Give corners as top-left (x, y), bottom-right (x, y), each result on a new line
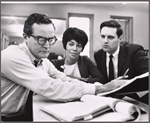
top-left (110, 16), bottom-right (133, 43)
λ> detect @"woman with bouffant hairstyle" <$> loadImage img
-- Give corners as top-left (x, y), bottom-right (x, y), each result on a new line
top-left (51, 27), bottom-right (105, 83)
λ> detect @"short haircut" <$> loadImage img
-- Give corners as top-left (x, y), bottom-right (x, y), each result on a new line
top-left (62, 27), bottom-right (88, 51)
top-left (100, 20), bottom-right (123, 38)
top-left (23, 13), bottom-right (55, 36)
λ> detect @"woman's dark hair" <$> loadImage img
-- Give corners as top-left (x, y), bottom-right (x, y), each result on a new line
top-left (100, 20), bottom-right (123, 38)
top-left (62, 27), bottom-right (88, 51)
top-left (23, 13), bottom-right (55, 36)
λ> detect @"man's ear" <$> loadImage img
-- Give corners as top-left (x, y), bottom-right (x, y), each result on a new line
top-left (119, 35), bottom-right (123, 42)
top-left (23, 33), bottom-right (29, 43)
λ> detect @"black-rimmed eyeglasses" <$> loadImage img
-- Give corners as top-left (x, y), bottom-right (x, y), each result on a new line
top-left (29, 34), bottom-right (57, 45)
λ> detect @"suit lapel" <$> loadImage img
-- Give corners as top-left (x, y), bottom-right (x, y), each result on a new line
top-left (118, 45), bottom-right (126, 75)
top-left (101, 51), bottom-right (108, 80)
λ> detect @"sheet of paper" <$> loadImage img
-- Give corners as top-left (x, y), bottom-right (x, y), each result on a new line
top-left (97, 72), bottom-right (149, 96)
top-left (40, 100), bottom-right (109, 121)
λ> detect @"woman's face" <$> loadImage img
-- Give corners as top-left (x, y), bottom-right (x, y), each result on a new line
top-left (65, 40), bottom-right (83, 61)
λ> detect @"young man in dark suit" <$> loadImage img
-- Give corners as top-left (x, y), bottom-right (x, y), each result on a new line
top-left (94, 20), bottom-right (149, 103)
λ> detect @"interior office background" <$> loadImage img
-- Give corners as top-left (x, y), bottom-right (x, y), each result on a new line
top-left (1, 2), bottom-right (149, 62)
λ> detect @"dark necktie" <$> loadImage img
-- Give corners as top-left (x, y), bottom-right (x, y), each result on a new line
top-left (109, 55), bottom-right (114, 81)
top-left (26, 59), bottom-right (42, 121)
top-left (33, 59), bottom-right (43, 67)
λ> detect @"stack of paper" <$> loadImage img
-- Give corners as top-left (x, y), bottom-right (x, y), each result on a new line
top-left (40, 95), bottom-right (140, 121)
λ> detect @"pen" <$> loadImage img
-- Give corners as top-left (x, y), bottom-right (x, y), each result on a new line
top-left (123, 68), bottom-right (129, 78)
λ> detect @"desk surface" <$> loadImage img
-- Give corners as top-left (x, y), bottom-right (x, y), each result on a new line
top-left (33, 94), bottom-right (149, 122)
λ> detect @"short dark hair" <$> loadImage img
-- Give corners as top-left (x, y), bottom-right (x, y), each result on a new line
top-left (100, 20), bottom-right (123, 38)
top-left (23, 13), bottom-right (55, 36)
top-left (62, 27), bottom-right (88, 51)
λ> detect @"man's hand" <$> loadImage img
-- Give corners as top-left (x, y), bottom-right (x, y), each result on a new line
top-left (95, 79), bottom-right (128, 94)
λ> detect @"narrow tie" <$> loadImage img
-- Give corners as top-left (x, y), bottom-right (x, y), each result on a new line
top-left (109, 55), bottom-right (114, 81)
top-left (33, 60), bottom-right (38, 67)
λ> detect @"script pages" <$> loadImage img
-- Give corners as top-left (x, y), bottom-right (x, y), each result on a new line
top-left (40, 96), bottom-right (111, 121)
top-left (97, 72), bottom-right (149, 96)
top-left (40, 95), bottom-right (140, 121)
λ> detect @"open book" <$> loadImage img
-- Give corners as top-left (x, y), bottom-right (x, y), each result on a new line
top-left (40, 95), bottom-right (140, 122)
top-left (97, 72), bottom-right (149, 96)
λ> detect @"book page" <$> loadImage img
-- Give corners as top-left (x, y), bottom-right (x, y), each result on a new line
top-left (82, 95), bottom-right (141, 121)
top-left (114, 101), bottom-right (141, 121)
top-left (81, 95), bottom-right (119, 110)
top-left (97, 72), bottom-right (149, 96)
top-left (40, 99), bottom-right (110, 121)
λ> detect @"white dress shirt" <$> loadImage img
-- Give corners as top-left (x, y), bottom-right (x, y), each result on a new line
top-left (1, 42), bottom-right (95, 117)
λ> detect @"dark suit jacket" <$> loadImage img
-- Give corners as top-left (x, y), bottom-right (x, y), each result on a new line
top-left (94, 42), bottom-right (148, 83)
top-left (94, 42), bottom-right (149, 101)
top-left (51, 55), bottom-right (106, 83)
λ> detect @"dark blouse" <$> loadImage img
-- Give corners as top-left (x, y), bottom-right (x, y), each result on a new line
top-left (51, 55), bottom-right (106, 83)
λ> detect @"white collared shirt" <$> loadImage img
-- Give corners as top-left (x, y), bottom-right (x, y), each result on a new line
top-left (106, 45), bottom-right (120, 79)
top-left (1, 42), bottom-right (95, 117)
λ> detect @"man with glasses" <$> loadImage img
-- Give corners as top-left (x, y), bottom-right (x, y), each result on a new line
top-left (1, 13), bottom-right (127, 121)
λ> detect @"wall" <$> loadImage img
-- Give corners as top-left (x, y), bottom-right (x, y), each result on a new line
top-left (1, 32), bottom-right (9, 50)
top-left (1, 3), bottom-right (149, 60)
top-left (9, 37), bottom-right (24, 45)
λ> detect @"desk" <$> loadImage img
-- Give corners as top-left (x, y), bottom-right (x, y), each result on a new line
top-left (33, 94), bottom-right (149, 122)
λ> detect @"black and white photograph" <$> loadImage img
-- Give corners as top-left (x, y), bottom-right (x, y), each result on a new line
top-left (1, 1), bottom-right (149, 122)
